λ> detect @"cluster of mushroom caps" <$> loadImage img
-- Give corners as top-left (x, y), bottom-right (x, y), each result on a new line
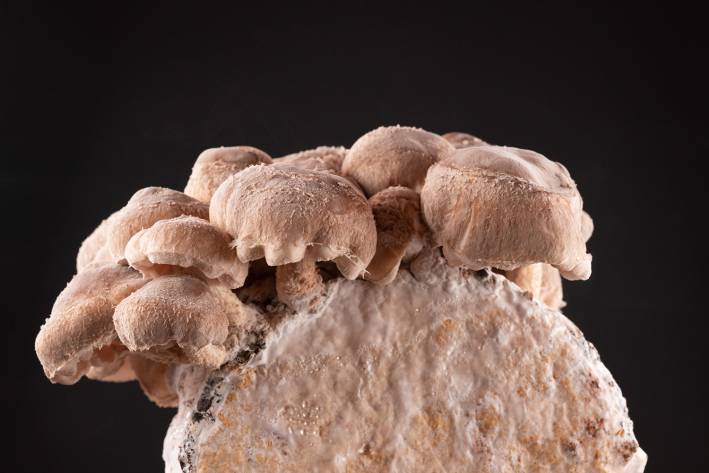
top-left (35, 126), bottom-right (593, 407)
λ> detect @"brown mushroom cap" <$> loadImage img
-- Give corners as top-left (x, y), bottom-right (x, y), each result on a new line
top-left (113, 275), bottom-right (250, 368)
top-left (421, 145), bottom-right (592, 280)
top-left (442, 131), bottom-right (488, 148)
top-left (275, 146), bottom-right (347, 174)
top-left (365, 186), bottom-right (427, 284)
top-left (76, 211), bottom-right (120, 272)
top-left (342, 126), bottom-right (454, 196)
top-left (125, 216), bottom-right (248, 289)
top-left (107, 187), bottom-right (209, 264)
top-left (184, 146), bottom-right (273, 203)
top-left (210, 164), bottom-right (377, 279)
top-left (35, 263), bottom-right (148, 384)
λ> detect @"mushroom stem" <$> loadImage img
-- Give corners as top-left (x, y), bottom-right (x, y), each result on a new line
top-left (275, 255), bottom-right (324, 311)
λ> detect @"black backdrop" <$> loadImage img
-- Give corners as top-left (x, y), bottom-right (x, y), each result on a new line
top-left (2, 3), bottom-right (706, 472)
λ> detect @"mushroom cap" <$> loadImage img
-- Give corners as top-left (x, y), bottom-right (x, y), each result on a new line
top-left (76, 211), bottom-right (120, 272)
top-left (421, 145), bottom-right (592, 280)
top-left (442, 131), bottom-right (488, 148)
top-left (125, 216), bottom-right (248, 289)
top-left (275, 146), bottom-right (347, 174)
top-left (210, 165), bottom-right (377, 279)
top-left (342, 126), bottom-right (454, 196)
top-left (35, 263), bottom-right (148, 384)
top-left (107, 187), bottom-right (209, 264)
top-left (113, 275), bottom-right (247, 368)
top-left (184, 146), bottom-right (273, 203)
top-left (365, 186), bottom-right (427, 284)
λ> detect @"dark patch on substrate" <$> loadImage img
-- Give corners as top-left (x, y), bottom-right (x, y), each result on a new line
top-left (179, 333), bottom-right (266, 472)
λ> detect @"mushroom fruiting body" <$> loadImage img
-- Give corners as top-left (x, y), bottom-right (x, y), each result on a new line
top-left (365, 186), bottom-right (428, 284)
top-left (342, 125), bottom-right (455, 196)
top-left (275, 146), bottom-right (347, 174)
top-left (113, 275), bottom-right (255, 368)
top-left (107, 187), bottom-right (209, 264)
top-left (35, 262), bottom-right (148, 384)
top-left (210, 164), bottom-right (376, 309)
top-left (421, 145), bottom-right (592, 280)
top-left (125, 215), bottom-right (248, 289)
top-left (184, 146), bottom-right (273, 203)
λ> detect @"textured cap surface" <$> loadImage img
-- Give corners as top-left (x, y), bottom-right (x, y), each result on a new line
top-left (185, 146), bottom-right (273, 203)
top-left (275, 146), bottom-right (347, 174)
top-left (107, 187), bottom-right (209, 263)
top-left (421, 146), bottom-right (592, 280)
top-left (210, 165), bottom-right (376, 279)
top-left (35, 263), bottom-right (148, 384)
top-left (113, 275), bottom-right (249, 368)
top-left (125, 216), bottom-right (248, 289)
top-left (342, 126), bottom-right (454, 196)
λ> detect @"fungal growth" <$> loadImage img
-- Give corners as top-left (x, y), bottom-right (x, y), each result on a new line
top-left (210, 164), bottom-right (376, 310)
top-left (275, 146), bottom-right (347, 174)
top-left (342, 125), bottom-right (455, 195)
top-left (365, 186), bottom-right (427, 284)
top-left (35, 126), bottom-right (646, 473)
top-left (421, 145), bottom-right (592, 280)
top-left (107, 187), bottom-right (209, 263)
top-left (125, 215), bottom-right (248, 289)
top-left (184, 146), bottom-right (273, 203)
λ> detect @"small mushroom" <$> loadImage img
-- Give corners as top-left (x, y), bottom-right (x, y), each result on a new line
top-left (442, 131), bottom-right (488, 148)
top-left (113, 275), bottom-right (253, 368)
top-left (35, 263), bottom-right (148, 384)
top-left (107, 187), bottom-right (209, 264)
top-left (421, 145), bottom-right (592, 280)
top-left (184, 146), bottom-right (273, 203)
top-left (125, 215), bottom-right (248, 289)
top-left (342, 125), bottom-right (454, 196)
top-left (504, 263), bottom-right (565, 310)
top-left (275, 146), bottom-right (347, 174)
top-left (365, 186), bottom-right (428, 284)
top-left (210, 164), bottom-right (376, 309)
top-left (76, 211), bottom-right (120, 272)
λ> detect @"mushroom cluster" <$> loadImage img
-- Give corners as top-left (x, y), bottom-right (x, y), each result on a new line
top-left (35, 125), bottom-right (593, 406)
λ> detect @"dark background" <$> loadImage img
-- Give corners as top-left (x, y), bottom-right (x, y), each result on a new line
top-left (2, 3), bottom-right (706, 472)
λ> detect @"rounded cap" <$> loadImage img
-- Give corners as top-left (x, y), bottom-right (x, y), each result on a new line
top-left (35, 263), bottom-right (148, 384)
top-left (421, 145), bottom-right (592, 280)
top-left (113, 275), bottom-right (246, 368)
top-left (365, 186), bottom-right (427, 284)
top-left (210, 165), bottom-right (377, 279)
top-left (107, 187), bottom-right (209, 264)
top-left (184, 146), bottom-right (273, 203)
top-left (342, 126), bottom-right (454, 196)
top-left (442, 131), bottom-right (488, 148)
top-left (125, 216), bottom-right (248, 289)
top-left (275, 146), bottom-right (347, 174)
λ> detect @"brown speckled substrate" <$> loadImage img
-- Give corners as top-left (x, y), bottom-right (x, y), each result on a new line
top-left (163, 250), bottom-right (646, 473)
